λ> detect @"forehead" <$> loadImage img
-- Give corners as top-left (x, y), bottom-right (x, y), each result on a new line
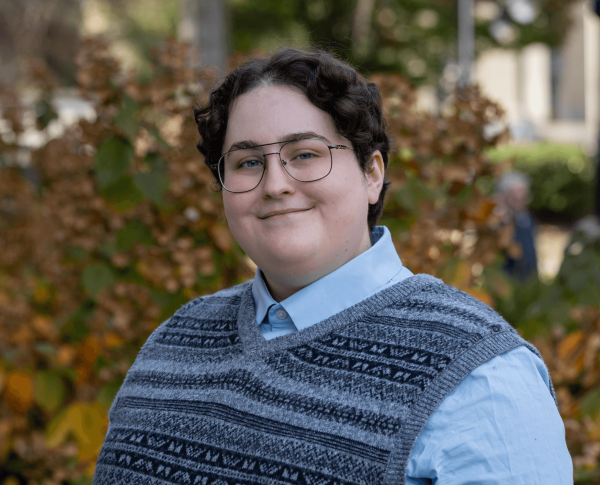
top-left (223, 85), bottom-right (339, 153)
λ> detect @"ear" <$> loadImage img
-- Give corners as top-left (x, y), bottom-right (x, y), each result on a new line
top-left (365, 150), bottom-right (385, 205)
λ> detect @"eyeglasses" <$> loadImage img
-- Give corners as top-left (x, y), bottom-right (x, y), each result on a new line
top-left (210, 137), bottom-right (353, 193)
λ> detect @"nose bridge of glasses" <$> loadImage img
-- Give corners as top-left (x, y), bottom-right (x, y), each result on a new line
top-left (262, 151), bottom-right (288, 171)
top-left (262, 150), bottom-right (282, 158)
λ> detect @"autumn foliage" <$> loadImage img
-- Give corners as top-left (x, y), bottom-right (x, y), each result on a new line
top-left (0, 38), bottom-right (596, 483)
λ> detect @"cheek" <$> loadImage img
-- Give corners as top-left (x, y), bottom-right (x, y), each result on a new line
top-left (322, 170), bottom-right (369, 217)
top-left (222, 194), bottom-right (248, 239)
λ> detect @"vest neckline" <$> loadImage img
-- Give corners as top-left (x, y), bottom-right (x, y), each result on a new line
top-left (236, 273), bottom-right (441, 356)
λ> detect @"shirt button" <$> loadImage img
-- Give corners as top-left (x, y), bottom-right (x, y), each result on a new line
top-left (276, 308), bottom-right (288, 320)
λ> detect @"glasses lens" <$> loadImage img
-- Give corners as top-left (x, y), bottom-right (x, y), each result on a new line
top-left (280, 139), bottom-right (332, 182)
top-left (222, 148), bottom-right (265, 192)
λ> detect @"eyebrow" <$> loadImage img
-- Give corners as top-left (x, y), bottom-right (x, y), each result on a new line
top-left (226, 132), bottom-right (332, 152)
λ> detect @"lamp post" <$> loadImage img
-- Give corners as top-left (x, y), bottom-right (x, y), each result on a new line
top-left (459, 0), bottom-right (540, 88)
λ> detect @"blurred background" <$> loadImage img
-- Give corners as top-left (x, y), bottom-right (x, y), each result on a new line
top-left (1, 0), bottom-right (599, 483)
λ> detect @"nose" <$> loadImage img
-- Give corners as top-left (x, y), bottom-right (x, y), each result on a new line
top-left (259, 152), bottom-right (295, 198)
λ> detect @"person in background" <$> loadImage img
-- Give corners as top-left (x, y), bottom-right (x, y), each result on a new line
top-left (496, 171), bottom-right (538, 282)
top-left (93, 48), bottom-right (571, 485)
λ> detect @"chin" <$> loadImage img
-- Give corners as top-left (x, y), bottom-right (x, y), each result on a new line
top-left (248, 235), bottom-right (324, 276)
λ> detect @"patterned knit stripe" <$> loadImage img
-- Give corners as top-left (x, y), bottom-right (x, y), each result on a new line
top-left (388, 298), bottom-right (506, 331)
top-left (100, 428), bottom-right (365, 485)
top-left (341, 323), bottom-right (475, 356)
top-left (109, 407), bottom-right (384, 483)
top-left (394, 284), bottom-right (508, 330)
top-left (115, 396), bottom-right (389, 465)
top-left (359, 314), bottom-right (484, 344)
top-left (381, 330), bottom-right (530, 485)
top-left (97, 447), bottom-right (358, 485)
top-left (314, 336), bottom-right (453, 372)
top-left (155, 331), bottom-right (241, 349)
top-left (125, 369), bottom-right (402, 436)
top-left (266, 352), bottom-right (420, 405)
top-left (289, 346), bottom-right (434, 390)
top-left (142, 285), bottom-right (248, 351)
top-left (166, 315), bottom-right (238, 332)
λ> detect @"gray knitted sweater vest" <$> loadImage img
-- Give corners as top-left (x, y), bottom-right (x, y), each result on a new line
top-left (93, 274), bottom-right (554, 485)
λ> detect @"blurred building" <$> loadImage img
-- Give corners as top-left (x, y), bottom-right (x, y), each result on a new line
top-left (473, 0), bottom-right (598, 152)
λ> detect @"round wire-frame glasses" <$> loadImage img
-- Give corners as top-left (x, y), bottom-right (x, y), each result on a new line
top-left (210, 138), bottom-right (353, 194)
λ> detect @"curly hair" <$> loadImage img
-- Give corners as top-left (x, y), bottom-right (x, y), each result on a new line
top-left (194, 47), bottom-right (391, 231)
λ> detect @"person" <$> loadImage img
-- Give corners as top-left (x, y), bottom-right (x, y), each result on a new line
top-left (93, 48), bottom-right (572, 484)
top-left (495, 171), bottom-right (538, 281)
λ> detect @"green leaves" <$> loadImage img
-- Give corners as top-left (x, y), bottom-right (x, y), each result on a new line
top-left (395, 177), bottom-right (431, 213)
top-left (95, 137), bottom-right (134, 189)
top-left (101, 175), bottom-right (144, 211)
top-left (82, 263), bottom-right (116, 298)
top-left (134, 172), bottom-right (170, 206)
top-left (114, 96), bottom-right (141, 139)
top-left (97, 378), bottom-right (124, 409)
top-left (581, 387), bottom-right (600, 419)
top-left (33, 371), bottom-right (65, 413)
top-left (95, 138), bottom-right (169, 210)
top-left (35, 98), bottom-right (58, 129)
top-left (116, 220), bottom-right (154, 251)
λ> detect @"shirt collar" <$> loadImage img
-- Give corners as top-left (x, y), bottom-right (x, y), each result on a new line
top-left (251, 226), bottom-right (405, 329)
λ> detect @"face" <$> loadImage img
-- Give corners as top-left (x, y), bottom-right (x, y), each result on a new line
top-left (505, 183), bottom-right (529, 212)
top-left (221, 85), bottom-right (384, 297)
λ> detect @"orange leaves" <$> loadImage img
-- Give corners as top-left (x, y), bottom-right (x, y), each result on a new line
top-left (56, 345), bottom-right (77, 367)
top-left (464, 288), bottom-right (494, 308)
top-left (558, 331), bottom-right (584, 360)
top-left (5, 371), bottom-right (34, 414)
top-left (31, 316), bottom-right (58, 341)
top-left (0, 39), bottom-right (249, 483)
top-left (75, 337), bottom-right (101, 384)
top-left (103, 332), bottom-right (124, 349)
top-left (469, 200), bottom-right (496, 223)
top-left (0, 40), bottom-right (573, 482)
top-left (210, 225), bottom-right (234, 252)
top-left (0, 419), bottom-right (11, 463)
top-left (376, 74), bottom-right (509, 295)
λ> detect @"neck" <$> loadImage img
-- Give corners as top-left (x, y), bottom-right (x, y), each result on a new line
top-left (260, 230), bottom-right (373, 302)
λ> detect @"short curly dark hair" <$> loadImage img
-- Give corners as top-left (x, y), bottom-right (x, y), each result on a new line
top-left (194, 47), bottom-right (391, 231)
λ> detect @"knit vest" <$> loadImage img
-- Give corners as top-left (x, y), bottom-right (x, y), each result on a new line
top-left (93, 274), bottom-right (554, 485)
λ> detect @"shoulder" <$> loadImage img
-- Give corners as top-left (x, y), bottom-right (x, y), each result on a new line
top-left (395, 274), bottom-right (514, 336)
top-left (408, 346), bottom-right (570, 483)
top-left (175, 280), bottom-right (252, 318)
top-left (140, 280), bottom-right (252, 349)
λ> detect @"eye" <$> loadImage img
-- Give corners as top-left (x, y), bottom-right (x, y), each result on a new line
top-left (292, 151), bottom-right (316, 161)
top-left (237, 158), bottom-right (264, 169)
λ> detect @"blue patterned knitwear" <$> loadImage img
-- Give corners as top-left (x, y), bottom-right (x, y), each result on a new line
top-left (93, 273), bottom-right (554, 485)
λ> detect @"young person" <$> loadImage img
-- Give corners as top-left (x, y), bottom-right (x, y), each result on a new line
top-left (94, 48), bottom-right (572, 484)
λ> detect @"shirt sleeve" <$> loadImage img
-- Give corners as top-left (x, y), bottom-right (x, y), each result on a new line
top-left (405, 346), bottom-right (573, 485)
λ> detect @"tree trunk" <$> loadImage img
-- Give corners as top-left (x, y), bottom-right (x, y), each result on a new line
top-left (352, 0), bottom-right (375, 59)
top-left (179, 0), bottom-right (227, 72)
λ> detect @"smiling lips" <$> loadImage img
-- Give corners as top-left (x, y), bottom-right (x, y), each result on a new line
top-left (258, 207), bottom-right (313, 219)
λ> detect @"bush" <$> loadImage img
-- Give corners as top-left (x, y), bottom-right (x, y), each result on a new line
top-left (1, 38), bottom-right (595, 483)
top-left (487, 142), bottom-right (596, 222)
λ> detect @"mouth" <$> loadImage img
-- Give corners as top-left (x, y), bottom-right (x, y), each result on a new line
top-left (258, 207), bottom-right (313, 219)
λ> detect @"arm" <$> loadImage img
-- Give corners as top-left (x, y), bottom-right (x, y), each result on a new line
top-left (406, 346), bottom-right (572, 484)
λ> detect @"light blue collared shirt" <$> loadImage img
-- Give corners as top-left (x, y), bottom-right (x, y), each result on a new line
top-left (252, 226), bottom-right (413, 337)
top-left (252, 226), bottom-right (572, 484)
